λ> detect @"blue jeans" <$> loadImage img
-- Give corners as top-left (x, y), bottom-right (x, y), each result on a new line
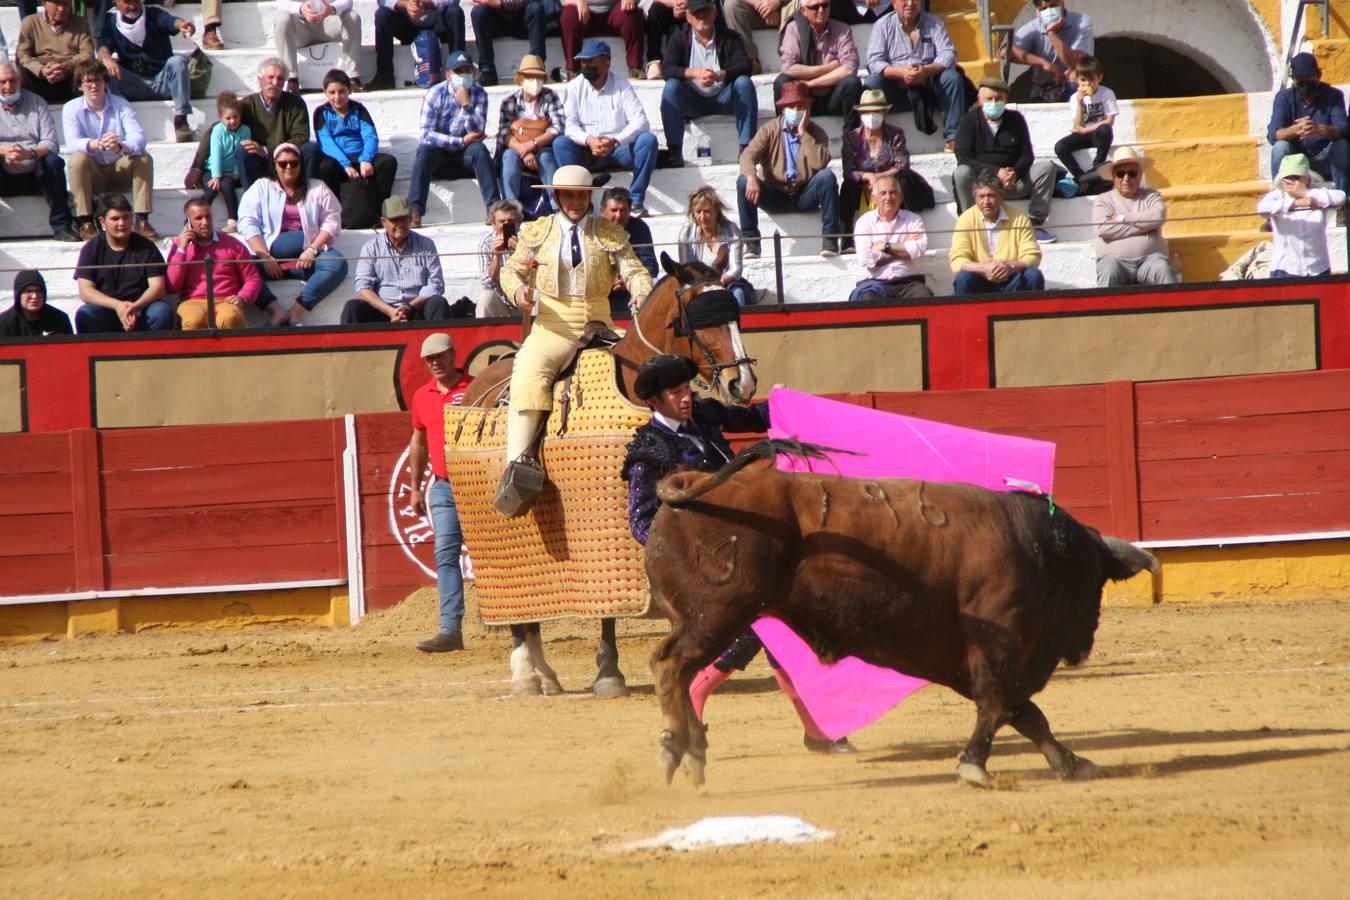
top-left (501, 145), bottom-right (558, 203)
top-left (110, 54), bottom-right (192, 116)
top-left (864, 66), bottom-right (965, 141)
top-left (428, 477), bottom-right (465, 633)
top-left (660, 76), bottom-right (758, 151)
top-left (736, 169), bottom-right (840, 239)
top-left (75, 300), bottom-right (176, 333)
top-left (408, 142), bottom-right (499, 214)
top-left (552, 132), bottom-right (658, 207)
top-left (1271, 138), bottom-right (1350, 192)
top-left (374, 3), bottom-right (465, 81)
top-left (263, 230), bottom-right (349, 311)
top-left (953, 268), bottom-right (1046, 295)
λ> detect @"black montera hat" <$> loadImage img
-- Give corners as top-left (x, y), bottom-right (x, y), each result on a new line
top-left (634, 354), bottom-right (699, 401)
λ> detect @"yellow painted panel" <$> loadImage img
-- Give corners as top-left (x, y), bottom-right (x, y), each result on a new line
top-left (1133, 95), bottom-right (1250, 142)
top-left (0, 362), bottom-right (21, 433)
top-left (1146, 138), bottom-right (1260, 190)
top-left (1307, 5), bottom-right (1349, 40)
top-left (1169, 231), bottom-right (1266, 282)
top-left (67, 599), bottom-right (120, 638)
top-left (993, 304), bottom-right (1316, 387)
top-left (0, 602), bottom-right (69, 641)
top-left (1310, 38), bottom-right (1350, 82)
top-left (1249, 0), bottom-right (1283, 49)
top-left (120, 588), bottom-right (338, 631)
top-left (1150, 540), bottom-right (1350, 604)
top-left (749, 322), bottom-right (925, 394)
top-left (93, 348), bottom-right (403, 428)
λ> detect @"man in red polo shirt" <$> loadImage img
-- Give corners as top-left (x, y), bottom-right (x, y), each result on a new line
top-left (408, 332), bottom-right (475, 652)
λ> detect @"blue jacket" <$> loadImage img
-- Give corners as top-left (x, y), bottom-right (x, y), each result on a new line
top-left (99, 6), bottom-right (179, 78)
top-left (313, 101), bottom-right (379, 167)
top-left (1267, 83), bottom-right (1348, 158)
top-left (625, 217), bottom-right (658, 277)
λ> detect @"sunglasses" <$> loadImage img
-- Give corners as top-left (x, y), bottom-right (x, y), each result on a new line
top-left (275, 159), bottom-right (301, 169)
top-left (1113, 169), bottom-right (1141, 179)
top-left (802, 3), bottom-right (828, 9)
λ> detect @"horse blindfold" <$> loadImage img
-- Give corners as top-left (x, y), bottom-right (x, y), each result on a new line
top-left (676, 289), bottom-right (740, 335)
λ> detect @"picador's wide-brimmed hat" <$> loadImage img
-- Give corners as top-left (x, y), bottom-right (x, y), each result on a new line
top-left (538, 164), bottom-right (607, 191)
top-left (635, 354), bottom-right (699, 401)
top-left (1097, 145), bottom-right (1154, 181)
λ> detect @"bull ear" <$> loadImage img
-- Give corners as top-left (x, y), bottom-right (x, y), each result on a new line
top-left (660, 252), bottom-right (681, 280)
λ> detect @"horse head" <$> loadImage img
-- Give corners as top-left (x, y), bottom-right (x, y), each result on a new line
top-left (622, 253), bottom-right (758, 405)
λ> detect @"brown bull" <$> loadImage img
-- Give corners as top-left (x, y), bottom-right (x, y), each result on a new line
top-left (645, 441), bottom-right (1159, 789)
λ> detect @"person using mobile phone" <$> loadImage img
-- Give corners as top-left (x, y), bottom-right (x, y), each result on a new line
top-left (476, 198), bottom-right (524, 317)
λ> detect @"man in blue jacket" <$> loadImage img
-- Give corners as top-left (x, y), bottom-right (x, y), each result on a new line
top-left (97, 0), bottom-right (197, 143)
top-left (1268, 52), bottom-right (1348, 193)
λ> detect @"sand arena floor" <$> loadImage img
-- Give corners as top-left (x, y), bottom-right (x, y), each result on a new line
top-left (0, 592), bottom-right (1346, 898)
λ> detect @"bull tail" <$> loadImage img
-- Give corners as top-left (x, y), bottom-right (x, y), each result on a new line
top-left (1101, 535), bottom-right (1160, 581)
top-left (655, 438), bottom-right (845, 506)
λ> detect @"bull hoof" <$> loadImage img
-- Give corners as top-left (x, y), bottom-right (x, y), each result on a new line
top-left (957, 762), bottom-right (994, 789)
top-left (592, 675), bottom-right (628, 697)
top-left (1062, 754), bottom-right (1102, 781)
top-left (539, 675), bottom-right (565, 696)
top-left (658, 733), bottom-right (682, 785)
top-left (510, 675), bottom-right (543, 696)
top-left (682, 752), bottom-right (706, 787)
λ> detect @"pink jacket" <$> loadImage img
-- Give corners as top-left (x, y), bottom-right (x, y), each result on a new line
top-left (166, 232), bottom-right (264, 305)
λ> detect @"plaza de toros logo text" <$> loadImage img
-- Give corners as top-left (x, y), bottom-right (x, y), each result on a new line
top-left (387, 447), bottom-right (473, 580)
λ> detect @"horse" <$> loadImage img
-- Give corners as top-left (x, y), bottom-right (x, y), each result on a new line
top-left (463, 253), bottom-right (760, 698)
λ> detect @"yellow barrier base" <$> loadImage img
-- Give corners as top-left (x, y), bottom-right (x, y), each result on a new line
top-left (0, 587), bottom-right (348, 643)
top-left (1104, 539), bottom-right (1350, 607)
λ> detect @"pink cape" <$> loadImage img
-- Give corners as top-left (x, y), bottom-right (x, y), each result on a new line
top-left (743, 389), bottom-right (1056, 741)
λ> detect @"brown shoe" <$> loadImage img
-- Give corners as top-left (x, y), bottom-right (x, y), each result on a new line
top-left (944, 140), bottom-right (956, 153)
top-left (133, 216), bottom-right (159, 240)
top-left (416, 632), bottom-right (465, 653)
top-left (78, 220), bottom-right (99, 241)
top-left (410, 210), bottom-right (422, 228)
top-left (183, 167), bottom-right (203, 190)
top-left (628, 67), bottom-right (644, 80)
top-left (202, 27), bottom-right (224, 50)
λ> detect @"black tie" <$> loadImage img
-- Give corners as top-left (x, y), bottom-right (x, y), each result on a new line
top-left (570, 226), bottom-right (581, 267)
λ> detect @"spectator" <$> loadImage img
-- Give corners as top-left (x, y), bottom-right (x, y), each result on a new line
top-left (559, 0), bottom-right (644, 80)
top-left (1053, 54), bottom-right (1116, 183)
top-left (342, 197), bottom-right (453, 324)
top-left (1093, 147), bottom-right (1178, 287)
top-left (830, 0), bottom-right (882, 25)
top-left (311, 68), bottom-right (398, 215)
top-left (201, 90), bottom-right (249, 233)
top-left (840, 88), bottom-right (932, 252)
top-left (0, 63), bottom-right (79, 242)
top-left (371, 0), bottom-right (466, 91)
top-left (238, 143), bottom-right (347, 326)
top-left (165, 196), bottom-right (263, 330)
top-left (949, 170), bottom-right (1044, 295)
top-left (0, 270), bottom-right (73, 337)
top-left (476, 198), bottom-right (523, 317)
top-left (659, 0), bottom-right (756, 168)
top-left (73, 194), bottom-right (172, 333)
top-left (200, 0), bottom-right (227, 50)
top-left (721, 0), bottom-right (787, 75)
top-left (186, 59), bottom-right (311, 192)
top-left (600, 186), bottom-right (657, 317)
top-left (864, 0), bottom-right (963, 151)
top-left (1268, 52), bottom-right (1348, 194)
top-left (643, 0), bottom-right (684, 80)
top-left (737, 80), bottom-right (840, 258)
top-left (678, 185), bottom-right (756, 307)
top-left (470, 0), bottom-right (556, 88)
top-left (97, 0), bottom-right (196, 143)
top-left (850, 174), bottom-right (932, 301)
top-left (274, 0), bottom-right (363, 94)
top-left (555, 41), bottom-right (658, 217)
top-left (407, 332), bottom-right (475, 653)
top-left (407, 50), bottom-right (498, 227)
top-left (953, 76), bottom-right (1057, 243)
top-left (1009, 0), bottom-right (1093, 103)
top-left (1257, 153), bottom-right (1347, 278)
top-left (1219, 241), bottom-right (1272, 281)
top-left (775, 0), bottom-right (861, 131)
top-left (496, 54), bottom-right (562, 205)
top-left (62, 59), bottom-right (157, 240)
top-left (16, 0), bottom-right (94, 103)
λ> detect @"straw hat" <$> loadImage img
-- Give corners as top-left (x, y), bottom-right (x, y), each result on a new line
top-left (1097, 146), bottom-right (1154, 181)
top-left (516, 55), bottom-right (546, 82)
top-left (856, 89), bottom-right (891, 113)
top-left (538, 164), bottom-right (607, 191)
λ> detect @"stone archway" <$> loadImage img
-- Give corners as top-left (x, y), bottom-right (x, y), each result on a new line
top-left (1010, 36), bottom-right (1234, 101)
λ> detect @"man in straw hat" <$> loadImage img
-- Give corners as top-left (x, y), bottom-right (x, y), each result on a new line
top-left (1093, 146), bottom-right (1178, 287)
top-left (496, 54), bottom-right (564, 203)
top-left (499, 163), bottom-right (653, 471)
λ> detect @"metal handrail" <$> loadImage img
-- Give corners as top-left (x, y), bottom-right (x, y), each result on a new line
top-left (1282, 0), bottom-right (1330, 84)
top-left (977, 0), bottom-right (1016, 82)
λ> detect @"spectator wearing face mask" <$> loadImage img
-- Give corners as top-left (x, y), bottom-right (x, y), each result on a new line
top-left (407, 50), bottom-right (500, 227)
top-left (1268, 52), bottom-right (1347, 194)
top-left (1009, 0), bottom-right (1092, 103)
top-left (496, 54), bottom-right (563, 204)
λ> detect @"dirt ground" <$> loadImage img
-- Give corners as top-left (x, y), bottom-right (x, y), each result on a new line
top-left (0, 592), bottom-right (1346, 899)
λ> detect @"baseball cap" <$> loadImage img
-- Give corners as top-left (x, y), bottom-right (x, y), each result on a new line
top-left (574, 39), bottom-right (612, 60)
top-left (1289, 52), bottom-right (1320, 79)
top-left (445, 50), bottom-right (475, 71)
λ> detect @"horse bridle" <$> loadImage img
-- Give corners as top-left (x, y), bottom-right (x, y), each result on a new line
top-left (667, 276), bottom-right (757, 393)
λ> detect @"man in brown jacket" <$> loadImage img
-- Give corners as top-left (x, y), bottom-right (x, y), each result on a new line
top-left (736, 79), bottom-right (840, 257)
top-left (16, 0), bottom-right (95, 103)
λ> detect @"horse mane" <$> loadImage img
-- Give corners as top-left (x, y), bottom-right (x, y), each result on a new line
top-left (656, 438), bottom-right (849, 506)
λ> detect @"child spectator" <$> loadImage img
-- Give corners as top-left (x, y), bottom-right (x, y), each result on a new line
top-left (1053, 55), bottom-right (1116, 183)
top-left (202, 91), bottom-right (251, 233)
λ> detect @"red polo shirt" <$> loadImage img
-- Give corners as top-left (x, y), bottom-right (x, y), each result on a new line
top-left (411, 371), bottom-right (474, 480)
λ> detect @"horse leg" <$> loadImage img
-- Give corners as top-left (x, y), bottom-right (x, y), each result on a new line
top-left (592, 617), bottom-right (628, 697)
top-left (524, 623), bottom-right (565, 696)
top-left (1009, 699), bottom-right (1101, 781)
top-left (509, 624), bottom-right (543, 696)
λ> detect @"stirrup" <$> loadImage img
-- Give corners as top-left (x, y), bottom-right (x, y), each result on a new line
top-left (495, 456), bottom-right (546, 518)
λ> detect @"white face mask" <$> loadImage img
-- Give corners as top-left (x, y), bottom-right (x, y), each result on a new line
top-left (1038, 5), bottom-right (1062, 26)
top-left (860, 113), bottom-right (884, 130)
top-left (783, 107), bottom-right (805, 128)
top-left (451, 73), bottom-right (474, 90)
top-left (521, 78), bottom-right (542, 98)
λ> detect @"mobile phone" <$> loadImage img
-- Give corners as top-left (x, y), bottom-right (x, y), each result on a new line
top-left (502, 221), bottom-right (517, 241)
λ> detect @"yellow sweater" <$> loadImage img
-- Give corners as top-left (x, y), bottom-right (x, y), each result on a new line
top-left (948, 205), bottom-right (1042, 273)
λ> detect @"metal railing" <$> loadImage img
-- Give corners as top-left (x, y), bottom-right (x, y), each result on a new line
top-left (977, 0), bottom-right (1016, 83)
top-left (1282, 0), bottom-right (1331, 84)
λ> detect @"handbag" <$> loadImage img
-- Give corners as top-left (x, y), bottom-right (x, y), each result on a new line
top-left (338, 175), bottom-right (382, 230)
top-left (187, 47), bottom-right (213, 99)
top-left (509, 117), bottom-right (551, 145)
top-left (296, 41), bottom-right (341, 91)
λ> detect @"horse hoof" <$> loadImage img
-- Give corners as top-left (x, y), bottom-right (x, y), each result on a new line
top-left (1063, 755), bottom-right (1102, 781)
top-left (658, 746), bottom-right (681, 785)
top-left (592, 675), bottom-right (628, 697)
top-left (682, 753), bottom-right (706, 787)
top-left (510, 675), bottom-right (543, 697)
top-left (957, 762), bottom-right (994, 789)
top-left (539, 675), bottom-right (565, 696)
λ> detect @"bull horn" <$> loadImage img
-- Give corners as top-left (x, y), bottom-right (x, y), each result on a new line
top-left (1102, 535), bottom-right (1160, 578)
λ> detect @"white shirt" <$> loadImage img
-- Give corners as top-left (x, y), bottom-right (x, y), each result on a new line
top-left (982, 207), bottom-right (1009, 257)
top-left (1069, 84), bottom-right (1118, 126)
top-left (689, 35), bottom-right (723, 98)
top-left (1256, 187), bottom-right (1347, 276)
top-left (562, 70), bottom-right (648, 146)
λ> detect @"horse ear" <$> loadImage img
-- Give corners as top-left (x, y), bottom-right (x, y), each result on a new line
top-left (659, 252), bottom-right (681, 280)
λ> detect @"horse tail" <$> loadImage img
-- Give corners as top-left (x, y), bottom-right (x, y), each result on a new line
top-left (656, 438), bottom-right (844, 506)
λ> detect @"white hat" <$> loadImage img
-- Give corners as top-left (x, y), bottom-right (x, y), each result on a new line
top-left (1097, 146), bottom-right (1155, 181)
top-left (538, 165), bottom-right (606, 191)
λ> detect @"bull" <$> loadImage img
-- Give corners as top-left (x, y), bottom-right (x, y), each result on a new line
top-left (645, 441), bottom-right (1159, 788)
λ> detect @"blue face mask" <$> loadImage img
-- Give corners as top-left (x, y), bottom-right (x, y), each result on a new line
top-left (1038, 5), bottom-right (1062, 26)
top-left (451, 73), bottom-right (474, 90)
top-left (783, 107), bottom-right (805, 128)
top-left (983, 100), bottom-right (1005, 120)
top-left (0, 92), bottom-right (22, 106)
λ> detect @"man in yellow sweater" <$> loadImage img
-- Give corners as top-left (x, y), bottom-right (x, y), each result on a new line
top-left (948, 170), bottom-right (1045, 294)
top-left (499, 164), bottom-right (653, 470)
